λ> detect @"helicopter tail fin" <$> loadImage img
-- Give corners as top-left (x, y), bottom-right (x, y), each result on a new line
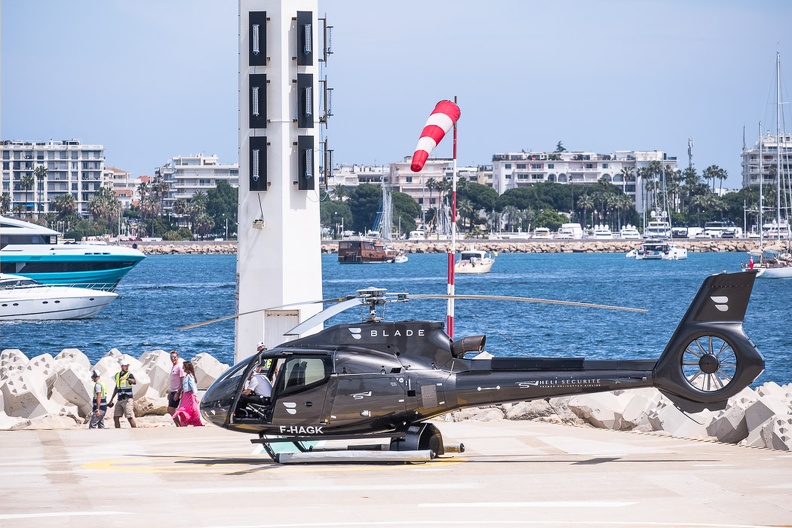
top-left (652, 270), bottom-right (764, 411)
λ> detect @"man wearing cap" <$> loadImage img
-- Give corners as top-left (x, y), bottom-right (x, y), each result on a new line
top-left (167, 350), bottom-right (185, 423)
top-left (108, 359), bottom-right (137, 428)
top-left (88, 371), bottom-right (108, 429)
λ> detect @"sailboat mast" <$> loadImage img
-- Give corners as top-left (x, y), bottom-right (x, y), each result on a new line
top-left (776, 52), bottom-right (782, 240)
top-left (758, 121), bottom-right (764, 249)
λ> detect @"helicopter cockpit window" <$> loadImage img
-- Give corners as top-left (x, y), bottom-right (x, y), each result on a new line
top-left (276, 356), bottom-right (330, 395)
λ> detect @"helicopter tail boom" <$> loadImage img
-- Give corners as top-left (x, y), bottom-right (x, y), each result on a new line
top-left (652, 270), bottom-right (764, 409)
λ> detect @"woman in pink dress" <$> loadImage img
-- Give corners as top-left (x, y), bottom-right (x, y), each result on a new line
top-left (172, 361), bottom-right (204, 427)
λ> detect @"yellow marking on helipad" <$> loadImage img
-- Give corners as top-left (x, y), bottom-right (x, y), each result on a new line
top-left (81, 454), bottom-right (465, 473)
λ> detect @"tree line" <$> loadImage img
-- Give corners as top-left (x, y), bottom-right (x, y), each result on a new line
top-left (3, 161), bottom-right (765, 240)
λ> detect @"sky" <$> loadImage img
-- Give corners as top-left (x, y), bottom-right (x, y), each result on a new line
top-left (2, 0), bottom-right (792, 189)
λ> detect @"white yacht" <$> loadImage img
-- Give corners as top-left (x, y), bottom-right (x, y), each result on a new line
top-left (643, 220), bottom-right (672, 239)
top-left (454, 250), bottom-right (495, 274)
top-left (619, 224), bottom-right (641, 240)
top-left (555, 223), bottom-right (583, 239)
top-left (0, 216), bottom-right (145, 290)
top-left (635, 240), bottom-right (688, 261)
top-left (592, 224), bottom-right (614, 240)
top-left (0, 273), bottom-right (118, 320)
top-left (532, 227), bottom-right (553, 240)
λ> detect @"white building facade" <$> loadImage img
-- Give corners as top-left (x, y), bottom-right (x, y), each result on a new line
top-left (491, 149), bottom-right (679, 213)
top-left (1, 139), bottom-right (105, 216)
top-left (155, 154), bottom-right (239, 212)
top-left (741, 132), bottom-right (792, 188)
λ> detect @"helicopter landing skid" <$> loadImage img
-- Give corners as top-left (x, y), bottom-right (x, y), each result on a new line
top-left (253, 423), bottom-right (464, 464)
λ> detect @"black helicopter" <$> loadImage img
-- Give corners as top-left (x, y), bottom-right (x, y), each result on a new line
top-left (198, 270), bottom-right (764, 463)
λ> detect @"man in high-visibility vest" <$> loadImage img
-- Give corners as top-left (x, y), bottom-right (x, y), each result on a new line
top-left (108, 359), bottom-right (137, 428)
top-left (88, 371), bottom-right (108, 429)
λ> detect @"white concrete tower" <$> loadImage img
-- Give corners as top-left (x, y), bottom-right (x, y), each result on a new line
top-left (236, 0), bottom-right (323, 362)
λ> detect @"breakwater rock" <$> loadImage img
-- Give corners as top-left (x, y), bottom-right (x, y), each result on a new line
top-left (0, 347), bottom-right (228, 430)
top-left (127, 239), bottom-right (762, 255)
top-left (2, 348), bottom-right (790, 450)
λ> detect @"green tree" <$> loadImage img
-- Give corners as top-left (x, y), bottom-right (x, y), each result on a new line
top-left (0, 192), bottom-right (11, 214)
top-left (576, 194), bottom-right (594, 227)
top-left (51, 193), bottom-right (77, 219)
top-left (390, 191), bottom-right (421, 236)
top-left (20, 173), bottom-right (34, 216)
top-left (346, 183), bottom-right (383, 234)
top-left (206, 180), bottom-right (238, 237)
top-left (534, 208), bottom-right (567, 231)
top-left (320, 199), bottom-right (353, 238)
top-left (34, 165), bottom-right (48, 215)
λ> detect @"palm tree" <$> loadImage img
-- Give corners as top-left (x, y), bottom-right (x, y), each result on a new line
top-left (577, 194), bottom-right (594, 228)
top-left (52, 193), bottom-right (76, 219)
top-left (502, 205), bottom-right (521, 232)
top-left (20, 173), bottom-right (34, 217)
top-left (34, 165), bottom-right (48, 216)
top-left (0, 192), bottom-right (11, 214)
top-left (619, 167), bottom-right (633, 195)
top-left (702, 165), bottom-right (727, 194)
top-left (457, 198), bottom-right (475, 232)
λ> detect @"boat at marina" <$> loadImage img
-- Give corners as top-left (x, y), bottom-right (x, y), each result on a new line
top-left (619, 224), bottom-right (641, 240)
top-left (741, 53), bottom-right (792, 278)
top-left (0, 216), bottom-right (146, 291)
top-left (743, 246), bottom-right (792, 278)
top-left (643, 220), bottom-right (672, 239)
top-left (532, 227), bottom-right (553, 239)
top-left (0, 273), bottom-right (118, 320)
top-left (454, 249), bottom-right (495, 274)
top-left (592, 224), bottom-right (614, 240)
top-left (634, 240), bottom-right (688, 260)
top-left (555, 223), bottom-right (583, 240)
top-left (338, 237), bottom-right (402, 263)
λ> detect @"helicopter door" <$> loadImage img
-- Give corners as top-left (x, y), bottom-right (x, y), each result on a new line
top-left (269, 356), bottom-right (332, 427)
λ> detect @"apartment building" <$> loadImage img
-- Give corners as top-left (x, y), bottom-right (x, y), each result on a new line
top-left (1, 139), bottom-right (105, 216)
top-left (491, 149), bottom-right (678, 213)
top-left (741, 132), bottom-right (792, 187)
top-left (155, 154), bottom-right (239, 212)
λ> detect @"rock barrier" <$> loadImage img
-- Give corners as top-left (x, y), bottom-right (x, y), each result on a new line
top-left (125, 239), bottom-right (761, 255)
top-left (0, 348), bottom-right (228, 430)
top-left (3, 347), bottom-right (789, 450)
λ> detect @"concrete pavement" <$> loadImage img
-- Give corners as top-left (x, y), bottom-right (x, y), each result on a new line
top-left (1, 419), bottom-right (791, 527)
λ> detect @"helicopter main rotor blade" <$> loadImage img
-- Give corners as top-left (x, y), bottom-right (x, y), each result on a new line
top-left (284, 297), bottom-right (365, 336)
top-left (177, 296), bottom-right (353, 331)
top-left (409, 294), bottom-right (647, 313)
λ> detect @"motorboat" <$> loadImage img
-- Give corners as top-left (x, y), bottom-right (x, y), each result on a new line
top-left (555, 223), bottom-right (583, 240)
top-left (338, 236), bottom-right (401, 263)
top-left (0, 273), bottom-right (118, 320)
top-left (634, 240), bottom-right (688, 261)
top-left (592, 224), bottom-right (614, 240)
top-left (532, 227), bottom-right (553, 240)
top-left (0, 216), bottom-right (145, 291)
top-left (454, 250), bottom-right (495, 274)
top-left (619, 224), bottom-right (641, 240)
top-left (742, 245), bottom-right (792, 278)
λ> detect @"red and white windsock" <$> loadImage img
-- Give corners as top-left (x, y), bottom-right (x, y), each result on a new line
top-left (410, 100), bottom-right (461, 172)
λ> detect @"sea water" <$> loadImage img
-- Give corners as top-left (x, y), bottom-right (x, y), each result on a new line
top-left (1, 251), bottom-right (789, 385)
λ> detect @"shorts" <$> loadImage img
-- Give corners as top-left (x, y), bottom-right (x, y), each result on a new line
top-left (168, 391), bottom-right (181, 408)
top-left (113, 397), bottom-right (134, 418)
